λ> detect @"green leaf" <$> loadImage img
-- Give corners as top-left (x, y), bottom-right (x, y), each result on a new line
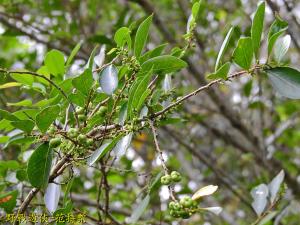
top-left (10, 72), bottom-right (34, 85)
top-left (87, 135), bottom-right (123, 166)
top-left (0, 82), bottom-right (21, 89)
top-left (274, 35), bottom-right (291, 63)
top-left (192, 0), bottom-right (202, 19)
top-left (258, 211), bottom-right (278, 225)
top-left (36, 105), bottom-right (60, 133)
top-left (88, 45), bottom-right (99, 70)
top-left (114, 27), bottom-right (131, 49)
top-left (265, 67), bottom-right (300, 99)
top-left (11, 120), bottom-right (35, 133)
top-left (136, 89), bottom-right (151, 112)
top-left (134, 15), bottom-right (153, 58)
top-left (207, 62), bottom-right (231, 80)
top-left (27, 143), bottom-right (53, 188)
top-left (232, 37), bottom-right (253, 69)
top-left (141, 55), bottom-right (187, 75)
top-left (128, 195), bottom-right (150, 223)
top-left (128, 69), bottom-right (152, 119)
top-left (139, 43), bottom-right (168, 64)
top-left (251, 1), bottom-right (265, 59)
top-left (268, 16), bottom-right (288, 55)
top-left (0, 190), bottom-right (18, 213)
top-left (44, 49), bottom-right (65, 77)
top-left (69, 92), bottom-right (86, 107)
top-left (7, 99), bottom-right (32, 107)
top-left (66, 41), bottom-right (83, 68)
top-left (215, 27), bottom-right (234, 71)
top-left (72, 69), bottom-right (94, 96)
top-left (0, 109), bottom-right (19, 121)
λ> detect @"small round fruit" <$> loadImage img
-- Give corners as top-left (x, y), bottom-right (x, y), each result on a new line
top-left (48, 126), bottom-right (56, 135)
top-left (173, 202), bottom-right (181, 210)
top-left (180, 196), bottom-right (193, 208)
top-left (76, 107), bottom-right (85, 114)
top-left (86, 138), bottom-right (93, 146)
top-left (160, 175), bottom-right (172, 185)
top-left (170, 171), bottom-right (181, 182)
top-left (49, 138), bottom-right (62, 148)
top-left (78, 114), bottom-right (87, 122)
top-left (77, 134), bottom-right (87, 143)
top-left (179, 210), bottom-right (190, 219)
top-left (98, 106), bottom-right (108, 116)
top-left (168, 201), bottom-right (176, 210)
top-left (68, 128), bottom-right (79, 138)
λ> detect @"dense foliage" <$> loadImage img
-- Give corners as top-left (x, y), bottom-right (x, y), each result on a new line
top-left (0, 0), bottom-right (300, 224)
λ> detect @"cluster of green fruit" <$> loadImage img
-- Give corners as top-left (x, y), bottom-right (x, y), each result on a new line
top-left (161, 171), bottom-right (181, 185)
top-left (168, 196), bottom-right (198, 219)
top-left (76, 106), bottom-right (87, 122)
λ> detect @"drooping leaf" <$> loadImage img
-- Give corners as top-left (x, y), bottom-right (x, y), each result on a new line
top-left (10, 72), bottom-right (34, 85)
top-left (139, 43), bottom-right (168, 64)
top-left (94, 45), bottom-right (106, 67)
top-left (162, 74), bottom-right (172, 93)
top-left (0, 109), bottom-right (19, 121)
top-left (87, 135), bottom-right (123, 166)
top-left (258, 211), bottom-right (278, 225)
top-left (274, 35), bottom-right (291, 63)
top-left (98, 65), bottom-right (118, 95)
top-left (114, 27), bottom-right (131, 49)
top-left (201, 206), bottom-right (223, 215)
top-left (215, 27), bottom-right (234, 71)
top-left (268, 170), bottom-right (285, 203)
top-left (128, 195), bottom-right (150, 223)
top-left (0, 82), bottom-right (22, 89)
top-left (11, 120), bottom-right (34, 133)
top-left (66, 41), bottom-right (83, 68)
top-left (134, 15), bottom-right (153, 58)
top-left (0, 190), bottom-right (18, 213)
top-left (268, 16), bottom-right (288, 55)
top-left (141, 55), bottom-right (187, 75)
top-left (72, 69), bottom-right (94, 96)
top-left (7, 99), bottom-right (32, 107)
top-left (192, 185), bottom-right (218, 200)
top-left (118, 102), bottom-right (128, 125)
top-left (27, 143), bottom-right (53, 188)
top-left (232, 37), bottom-right (253, 69)
top-left (112, 132), bottom-right (133, 157)
top-left (44, 178), bottom-right (61, 214)
top-left (44, 49), bottom-right (65, 77)
top-left (207, 62), bottom-right (231, 80)
top-left (36, 105), bottom-right (60, 133)
top-left (265, 67), bottom-right (300, 99)
top-left (251, 1), bottom-right (265, 58)
top-left (251, 184), bottom-right (269, 216)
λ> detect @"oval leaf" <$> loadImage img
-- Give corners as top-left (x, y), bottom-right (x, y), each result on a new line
top-left (44, 178), bottom-right (61, 214)
top-left (251, 184), bottom-right (269, 216)
top-left (36, 105), bottom-right (60, 133)
top-left (266, 67), bottom-right (300, 99)
top-left (99, 64), bottom-right (118, 95)
top-left (141, 55), bottom-right (187, 75)
top-left (192, 185), bottom-right (218, 200)
top-left (232, 37), bottom-right (253, 70)
top-left (274, 35), bottom-right (291, 63)
top-left (27, 143), bottom-right (53, 188)
top-left (44, 49), bottom-right (65, 77)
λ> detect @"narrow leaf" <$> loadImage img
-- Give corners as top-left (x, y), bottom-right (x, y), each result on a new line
top-left (113, 133), bottom-right (133, 157)
top-left (201, 207), bottom-right (223, 215)
top-left (129, 195), bottom-right (150, 223)
top-left (251, 184), bottom-right (269, 216)
top-left (192, 185), bottom-right (218, 200)
top-left (0, 82), bottom-right (22, 89)
top-left (215, 27), bottom-right (234, 71)
top-left (268, 170), bottom-right (285, 203)
top-left (274, 35), bottom-right (291, 63)
top-left (251, 1), bottom-right (265, 58)
top-left (44, 178), bottom-right (61, 214)
top-left (268, 17), bottom-right (288, 55)
top-left (207, 62), bottom-right (231, 80)
top-left (66, 41), bottom-right (83, 68)
top-left (134, 15), bottom-right (153, 58)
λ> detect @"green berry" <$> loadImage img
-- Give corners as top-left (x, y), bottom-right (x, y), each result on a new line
top-left (160, 175), bottom-right (172, 185)
top-left (170, 171), bottom-right (181, 182)
top-left (78, 114), bottom-right (87, 122)
top-left (173, 202), bottom-right (181, 210)
top-left (180, 196), bottom-right (193, 208)
top-left (179, 210), bottom-right (190, 219)
top-left (86, 138), bottom-right (93, 146)
top-left (77, 134), bottom-right (87, 143)
top-left (168, 201), bottom-right (176, 210)
top-left (68, 128), bottom-right (79, 138)
top-left (98, 106), bottom-right (107, 116)
top-left (76, 107), bottom-right (85, 114)
top-left (49, 137), bottom-right (62, 148)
